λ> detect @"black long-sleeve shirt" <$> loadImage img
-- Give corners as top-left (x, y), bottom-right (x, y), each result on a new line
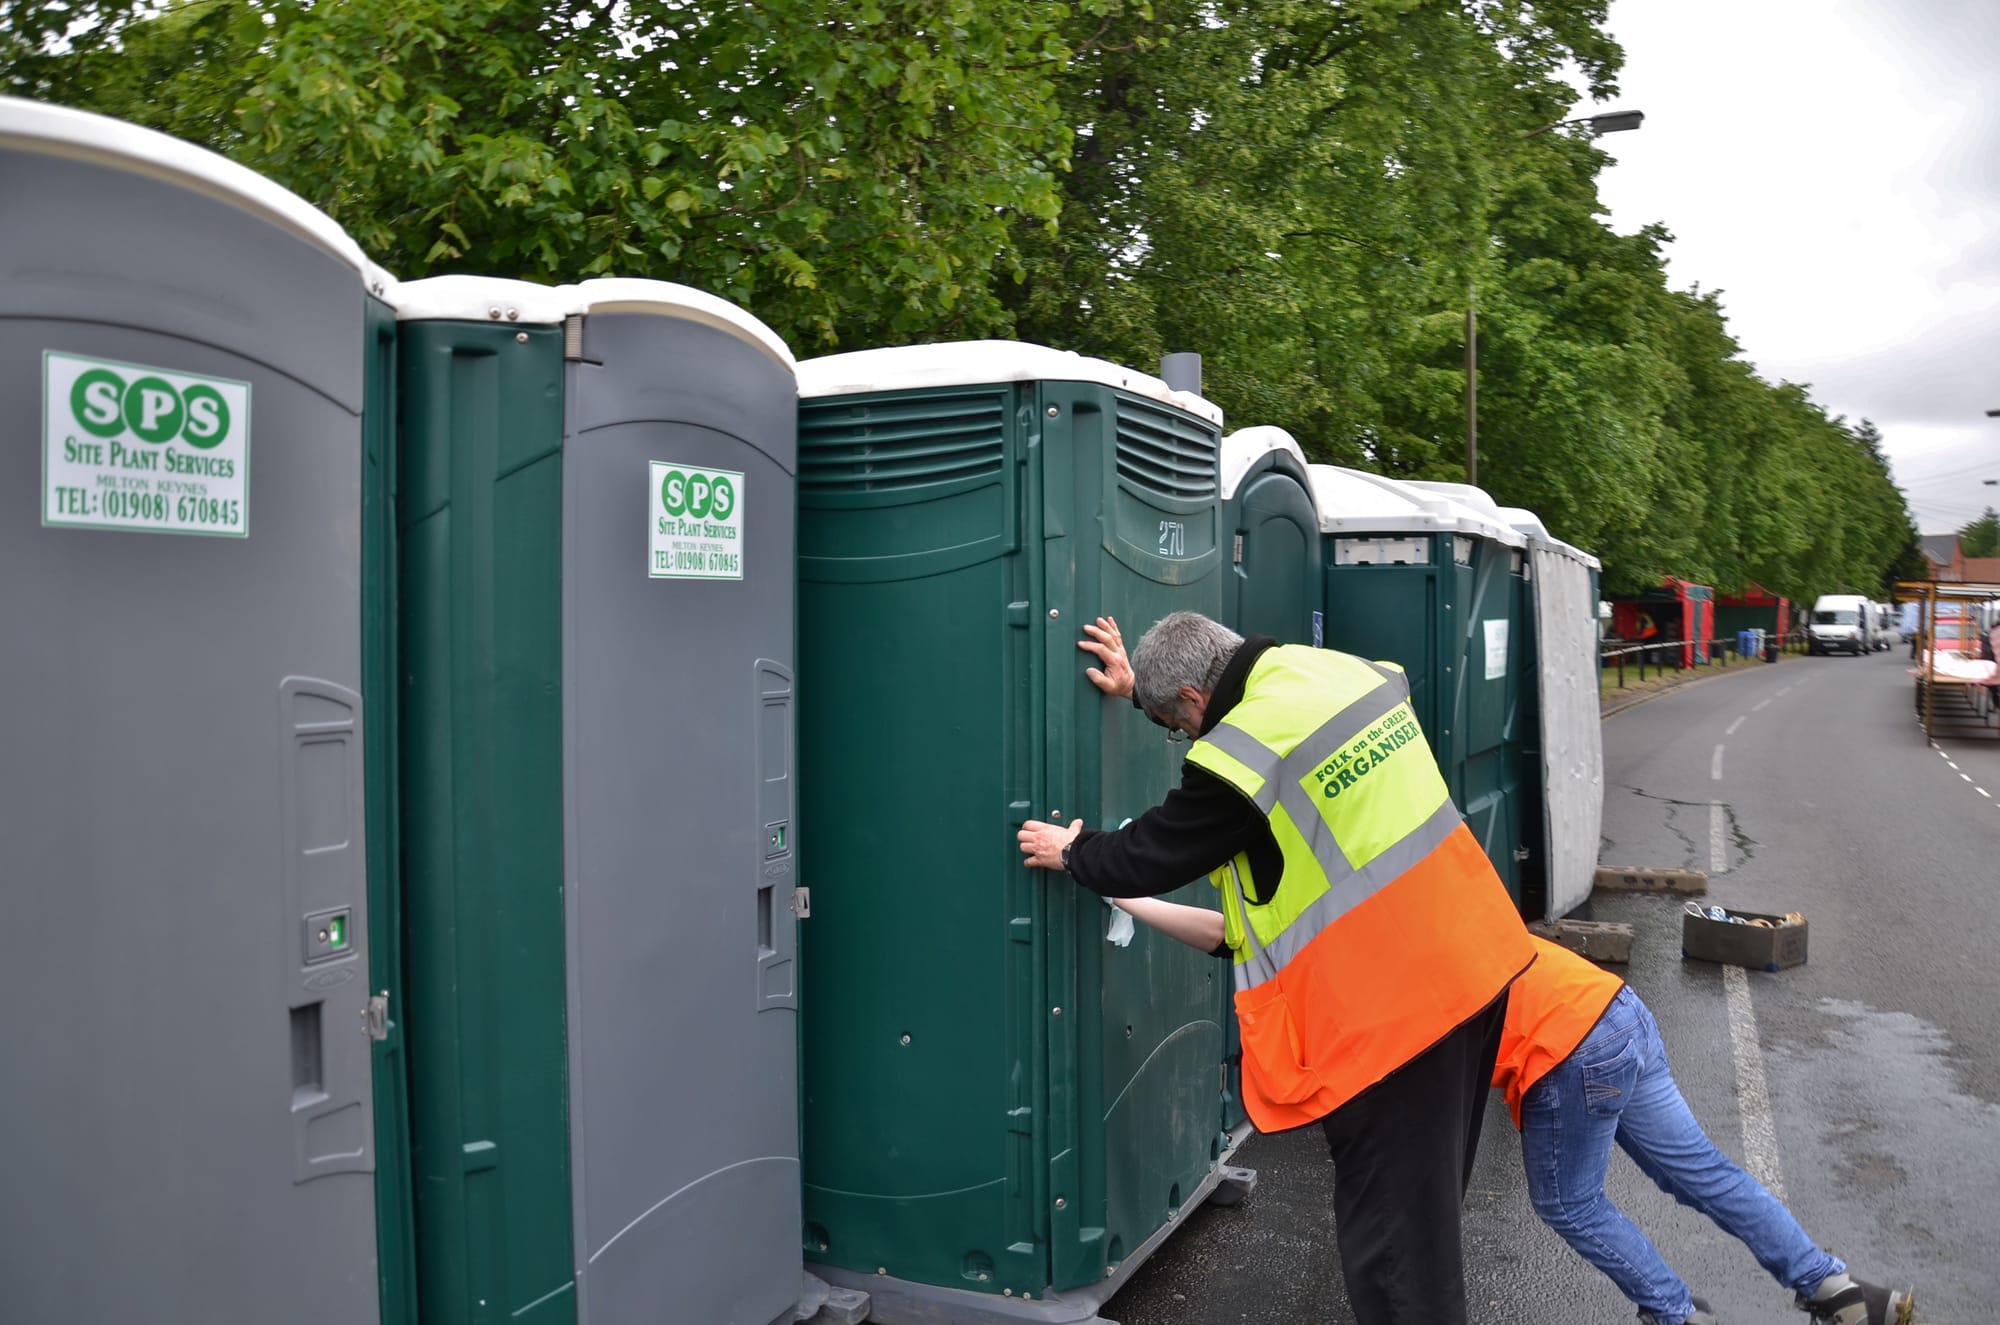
top-left (1065, 637), bottom-right (1285, 905)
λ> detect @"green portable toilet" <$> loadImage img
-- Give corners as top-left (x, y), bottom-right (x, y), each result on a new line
top-left (1, 98), bottom-right (390, 1323)
top-left (1307, 465), bottom-right (1530, 904)
top-left (361, 271), bottom-right (418, 1325)
top-left (1404, 479), bottom-right (1545, 908)
top-left (1211, 423), bottom-right (1321, 1134)
top-left (389, 275), bottom-right (809, 1325)
top-left (1495, 506), bottom-right (1604, 921)
top-left (1221, 426), bottom-right (1324, 648)
top-left (795, 342), bottom-right (1242, 1322)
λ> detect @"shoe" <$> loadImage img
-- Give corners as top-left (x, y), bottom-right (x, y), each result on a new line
top-left (1638, 1295), bottom-right (1721, 1325)
top-left (1797, 1272), bottom-right (1916, 1325)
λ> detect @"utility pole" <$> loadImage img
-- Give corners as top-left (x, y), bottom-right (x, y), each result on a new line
top-left (1465, 286), bottom-right (1478, 486)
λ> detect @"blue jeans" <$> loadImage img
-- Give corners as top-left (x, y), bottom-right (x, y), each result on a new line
top-left (1519, 986), bottom-right (1842, 1324)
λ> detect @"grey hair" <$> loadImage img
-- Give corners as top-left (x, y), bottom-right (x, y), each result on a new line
top-left (1132, 612), bottom-right (1244, 715)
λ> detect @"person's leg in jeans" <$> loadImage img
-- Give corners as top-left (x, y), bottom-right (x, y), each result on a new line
top-left (1612, 994), bottom-right (1843, 1293)
top-left (1520, 986), bottom-right (1700, 1323)
top-left (1320, 991), bottom-right (1509, 1324)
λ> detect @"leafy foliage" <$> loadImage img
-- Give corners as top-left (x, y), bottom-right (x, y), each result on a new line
top-left (1959, 507), bottom-right (2000, 560)
top-left (7, 0), bottom-right (1098, 346)
top-left (994, 0), bottom-right (1913, 603)
top-left (2, 0), bottom-right (1918, 601)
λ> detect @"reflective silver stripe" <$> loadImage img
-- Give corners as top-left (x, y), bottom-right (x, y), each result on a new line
top-left (1200, 666), bottom-right (1417, 906)
top-left (1267, 677), bottom-right (1412, 868)
top-left (1281, 671), bottom-right (1409, 775)
top-left (1210, 656), bottom-right (1443, 992)
top-left (1195, 667), bottom-right (1408, 828)
top-left (1198, 723), bottom-right (1281, 813)
top-left (1223, 860), bottom-right (1282, 990)
top-left (1256, 799), bottom-right (1463, 976)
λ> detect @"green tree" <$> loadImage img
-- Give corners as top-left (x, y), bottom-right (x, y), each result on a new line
top-left (1003, 0), bottom-right (1625, 467)
top-left (5, 0), bottom-right (1109, 348)
top-left (989, 2), bottom-right (1919, 604)
top-left (3, 0), bottom-right (1923, 605)
top-left (1959, 506), bottom-right (2000, 559)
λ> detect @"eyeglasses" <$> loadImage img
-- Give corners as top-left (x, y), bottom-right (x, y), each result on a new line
top-left (1147, 709), bottom-right (1189, 744)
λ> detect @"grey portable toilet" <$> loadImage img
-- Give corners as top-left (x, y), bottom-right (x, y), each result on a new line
top-left (390, 275), bottom-right (810, 1325)
top-left (1, 97), bottom-right (389, 1323)
top-left (1494, 505), bottom-right (1604, 921)
top-left (1220, 425), bottom-right (1323, 648)
top-left (562, 277), bottom-right (807, 1325)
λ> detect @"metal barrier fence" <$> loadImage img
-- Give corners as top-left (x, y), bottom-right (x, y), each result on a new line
top-left (1599, 631), bottom-right (1809, 689)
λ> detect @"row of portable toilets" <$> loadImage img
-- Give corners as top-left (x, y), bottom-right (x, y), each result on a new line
top-left (0, 99), bottom-right (1603, 1325)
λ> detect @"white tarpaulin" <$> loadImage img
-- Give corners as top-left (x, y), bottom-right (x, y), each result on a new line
top-left (1530, 541), bottom-right (1604, 919)
top-left (1912, 651), bottom-right (2000, 684)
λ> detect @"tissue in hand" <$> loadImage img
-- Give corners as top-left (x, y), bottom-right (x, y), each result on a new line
top-left (1100, 819), bottom-right (1138, 946)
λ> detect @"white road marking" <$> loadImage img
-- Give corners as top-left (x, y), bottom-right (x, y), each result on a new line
top-left (1725, 715), bottom-right (1746, 736)
top-left (1709, 802), bottom-right (1727, 874)
top-left (1711, 745), bottom-right (1725, 780)
top-left (1962, 773), bottom-right (1974, 784)
top-left (1753, 699), bottom-right (1772, 712)
top-left (1723, 964), bottom-right (1788, 1202)
top-left (1776, 686), bottom-right (1793, 697)
top-left (1979, 788), bottom-right (1991, 799)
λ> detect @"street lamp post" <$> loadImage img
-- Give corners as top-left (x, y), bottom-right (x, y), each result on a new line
top-left (1466, 291), bottom-right (1478, 485)
top-left (1525, 109), bottom-right (1647, 139)
top-left (1467, 109), bottom-right (1646, 485)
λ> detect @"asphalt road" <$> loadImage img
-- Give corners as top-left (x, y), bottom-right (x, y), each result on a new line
top-left (1102, 647), bottom-right (1997, 1324)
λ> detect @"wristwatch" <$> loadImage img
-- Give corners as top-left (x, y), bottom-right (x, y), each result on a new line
top-left (1060, 842), bottom-right (1075, 874)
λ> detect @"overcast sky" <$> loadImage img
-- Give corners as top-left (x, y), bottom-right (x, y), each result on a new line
top-left (1590, 0), bottom-right (2000, 535)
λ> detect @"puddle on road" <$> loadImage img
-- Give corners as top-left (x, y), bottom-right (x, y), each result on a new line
top-left (1614, 783), bottom-right (1758, 873)
top-left (1764, 1000), bottom-right (2000, 1312)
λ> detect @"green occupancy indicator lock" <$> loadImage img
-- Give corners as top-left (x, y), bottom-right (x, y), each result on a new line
top-left (305, 908), bottom-right (353, 962)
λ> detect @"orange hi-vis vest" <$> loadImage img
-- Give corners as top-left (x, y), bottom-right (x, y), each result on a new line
top-left (1187, 645), bottom-right (1535, 1132)
top-left (1493, 935), bottom-right (1626, 1127)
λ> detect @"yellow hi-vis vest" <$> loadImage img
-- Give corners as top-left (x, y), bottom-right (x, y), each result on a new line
top-left (1187, 645), bottom-right (1534, 1130)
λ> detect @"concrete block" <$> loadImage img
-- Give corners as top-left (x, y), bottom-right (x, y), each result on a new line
top-left (796, 1274), bottom-right (871, 1325)
top-left (1593, 865), bottom-right (1708, 896)
top-left (816, 1287), bottom-right (872, 1325)
top-left (1206, 1164), bottom-right (1259, 1208)
top-left (1529, 918), bottom-right (1633, 964)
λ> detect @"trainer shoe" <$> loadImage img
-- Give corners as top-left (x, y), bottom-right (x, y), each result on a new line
top-left (1798, 1272), bottom-right (1915, 1325)
top-left (1638, 1296), bottom-right (1721, 1325)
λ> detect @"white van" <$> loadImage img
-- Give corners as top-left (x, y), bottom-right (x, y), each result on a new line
top-left (1808, 594), bottom-right (1870, 655)
top-left (1872, 602), bottom-right (1897, 651)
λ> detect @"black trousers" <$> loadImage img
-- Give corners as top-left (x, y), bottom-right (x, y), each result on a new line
top-left (1317, 988), bottom-right (1511, 1325)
